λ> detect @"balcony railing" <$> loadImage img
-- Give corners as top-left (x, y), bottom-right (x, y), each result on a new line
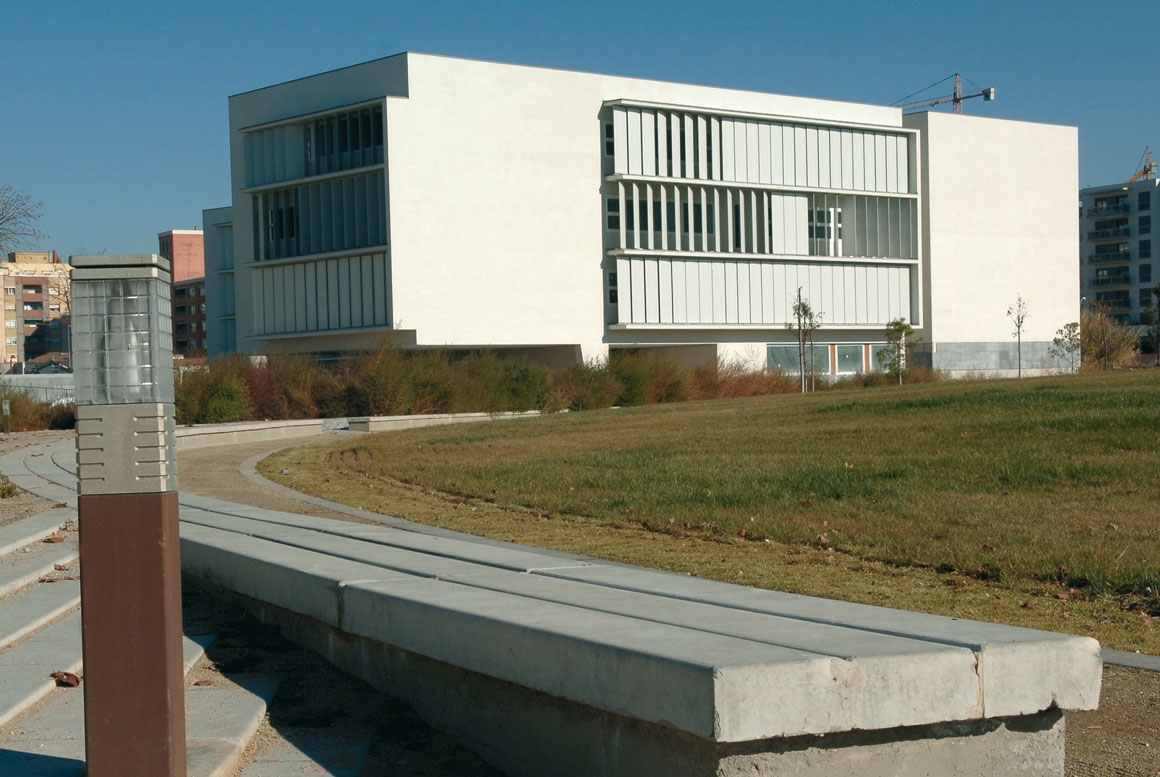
top-left (1091, 275), bottom-right (1131, 287)
top-left (1086, 227), bottom-right (1131, 240)
top-left (1089, 251), bottom-right (1131, 264)
top-left (1086, 202), bottom-right (1131, 217)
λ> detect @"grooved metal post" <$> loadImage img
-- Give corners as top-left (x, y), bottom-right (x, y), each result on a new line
top-left (70, 254), bottom-right (185, 777)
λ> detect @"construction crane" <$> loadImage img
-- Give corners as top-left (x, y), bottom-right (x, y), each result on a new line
top-left (1127, 147), bottom-right (1155, 183)
top-left (897, 74), bottom-right (996, 114)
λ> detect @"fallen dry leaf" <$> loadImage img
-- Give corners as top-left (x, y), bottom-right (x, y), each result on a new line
top-left (50, 671), bottom-right (80, 688)
top-left (43, 536), bottom-right (65, 544)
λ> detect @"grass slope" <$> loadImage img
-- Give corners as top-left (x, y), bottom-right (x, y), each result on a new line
top-left (262, 371), bottom-right (1160, 652)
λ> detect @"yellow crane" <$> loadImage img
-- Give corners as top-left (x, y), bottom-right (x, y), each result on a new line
top-left (1127, 147), bottom-right (1155, 183)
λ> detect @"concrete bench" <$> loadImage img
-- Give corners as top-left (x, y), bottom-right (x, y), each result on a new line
top-left (178, 495), bottom-right (1100, 777)
top-left (348, 410), bottom-right (544, 433)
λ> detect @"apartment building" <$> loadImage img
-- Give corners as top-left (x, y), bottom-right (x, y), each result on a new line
top-left (158, 229), bottom-right (208, 355)
top-left (205, 53), bottom-right (1078, 376)
top-left (1079, 178), bottom-right (1158, 326)
top-left (1, 252), bottom-right (72, 368)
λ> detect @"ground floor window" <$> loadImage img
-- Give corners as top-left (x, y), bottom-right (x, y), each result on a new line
top-left (769, 342), bottom-right (888, 375)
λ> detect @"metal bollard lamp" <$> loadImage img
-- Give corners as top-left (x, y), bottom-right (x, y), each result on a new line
top-left (70, 254), bottom-right (185, 777)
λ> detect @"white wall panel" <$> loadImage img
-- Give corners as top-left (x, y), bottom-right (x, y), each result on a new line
top-left (758, 123), bottom-right (771, 185)
top-left (885, 134), bottom-right (898, 193)
top-left (852, 131), bottom-right (865, 190)
top-left (697, 116), bottom-right (709, 179)
top-left (613, 108), bottom-right (628, 175)
top-left (710, 117), bottom-right (721, 180)
top-left (795, 126), bottom-right (808, 186)
top-left (617, 257), bottom-right (632, 325)
top-left (658, 259), bottom-right (673, 324)
top-left (712, 261), bottom-right (727, 322)
top-left (683, 115), bottom-right (696, 179)
top-left (699, 262), bottom-right (714, 323)
top-left (749, 263), bottom-right (762, 323)
top-left (805, 127), bottom-right (818, 188)
top-left (630, 257), bottom-right (646, 324)
top-left (725, 261), bottom-right (739, 323)
top-left (744, 122), bottom-right (759, 183)
top-left (874, 134), bottom-right (888, 193)
top-left (671, 260), bottom-right (687, 322)
top-left (818, 129), bottom-right (831, 189)
top-left (720, 119), bottom-right (735, 181)
top-left (656, 113), bottom-right (668, 177)
top-left (644, 257), bottom-right (660, 322)
top-left (627, 108), bottom-right (642, 175)
top-left (642, 111), bottom-right (656, 177)
top-left (783, 125), bottom-right (796, 186)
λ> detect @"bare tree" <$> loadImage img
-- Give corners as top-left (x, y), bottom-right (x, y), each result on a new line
top-left (883, 317), bottom-right (915, 385)
top-left (1007, 294), bottom-right (1028, 378)
top-left (788, 288), bottom-right (823, 392)
top-left (0, 185), bottom-right (47, 257)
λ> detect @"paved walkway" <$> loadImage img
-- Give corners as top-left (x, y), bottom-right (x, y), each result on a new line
top-left (0, 435), bottom-right (501, 777)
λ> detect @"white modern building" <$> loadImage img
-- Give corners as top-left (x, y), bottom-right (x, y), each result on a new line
top-left (1079, 177), bottom-right (1157, 327)
top-left (205, 52), bottom-right (1079, 376)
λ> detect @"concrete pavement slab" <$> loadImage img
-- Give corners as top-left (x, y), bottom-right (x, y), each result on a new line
top-left (0, 612), bottom-right (81, 727)
top-left (0, 539), bottom-right (79, 600)
top-left (0, 579), bottom-right (79, 652)
top-left (0, 510), bottom-right (73, 558)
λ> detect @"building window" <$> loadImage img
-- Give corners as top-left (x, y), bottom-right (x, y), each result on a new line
top-left (4, 321), bottom-right (14, 329)
top-left (606, 198), bottom-right (620, 231)
top-left (1140, 191), bottom-right (1151, 212)
top-left (1142, 264), bottom-right (1153, 284)
top-left (767, 345), bottom-right (800, 373)
top-left (5, 338), bottom-right (16, 346)
top-left (835, 345), bottom-right (863, 373)
top-left (607, 270), bottom-right (618, 304)
top-left (1141, 289), bottom-right (1153, 309)
top-left (4, 288), bottom-right (13, 295)
top-left (1140, 215), bottom-right (1151, 235)
top-left (1141, 239), bottom-right (1152, 259)
top-left (604, 123), bottom-right (614, 156)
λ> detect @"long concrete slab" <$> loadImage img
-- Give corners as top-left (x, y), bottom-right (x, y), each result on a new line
top-left (178, 499), bottom-right (1100, 742)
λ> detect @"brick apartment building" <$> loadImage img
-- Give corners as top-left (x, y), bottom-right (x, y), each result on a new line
top-left (158, 229), bottom-right (207, 356)
top-left (1, 252), bottom-right (72, 368)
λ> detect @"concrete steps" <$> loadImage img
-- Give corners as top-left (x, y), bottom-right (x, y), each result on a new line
top-left (0, 476), bottom-right (278, 777)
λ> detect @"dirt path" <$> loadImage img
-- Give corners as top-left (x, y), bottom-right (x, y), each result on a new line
top-left (1, 431), bottom-right (1155, 774)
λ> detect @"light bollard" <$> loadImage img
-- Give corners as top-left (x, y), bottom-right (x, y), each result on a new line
top-left (70, 254), bottom-right (185, 777)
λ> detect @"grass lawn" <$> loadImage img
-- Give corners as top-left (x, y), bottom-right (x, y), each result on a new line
top-left (261, 370), bottom-right (1160, 653)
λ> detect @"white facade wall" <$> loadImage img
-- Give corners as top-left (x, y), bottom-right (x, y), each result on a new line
top-left (905, 112), bottom-right (1079, 374)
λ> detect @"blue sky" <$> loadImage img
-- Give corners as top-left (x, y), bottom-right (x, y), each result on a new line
top-left (4, 0), bottom-right (1158, 260)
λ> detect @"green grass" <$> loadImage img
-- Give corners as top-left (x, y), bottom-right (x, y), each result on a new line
top-left (262, 370), bottom-right (1160, 650)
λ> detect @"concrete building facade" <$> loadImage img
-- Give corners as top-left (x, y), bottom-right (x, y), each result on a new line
top-left (1079, 178), bottom-right (1158, 327)
top-left (207, 53), bottom-right (1079, 376)
top-left (1, 252), bottom-right (72, 368)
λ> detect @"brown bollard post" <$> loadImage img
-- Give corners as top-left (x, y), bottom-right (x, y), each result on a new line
top-left (70, 254), bottom-right (185, 777)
